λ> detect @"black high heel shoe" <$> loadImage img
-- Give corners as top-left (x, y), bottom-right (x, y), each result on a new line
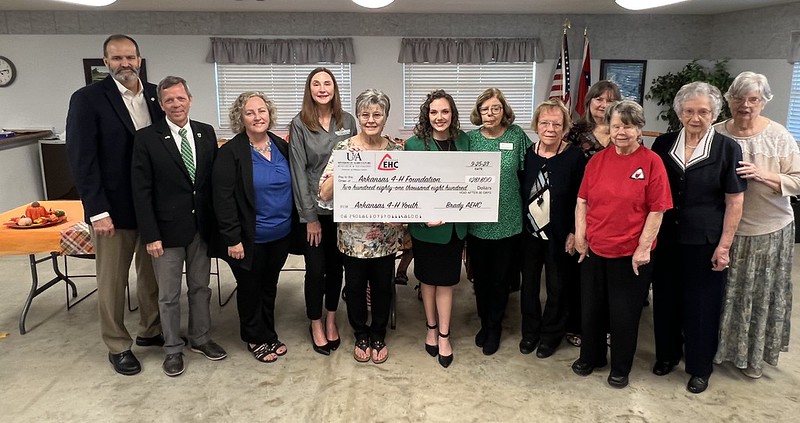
top-left (438, 332), bottom-right (453, 368)
top-left (425, 323), bottom-right (438, 357)
top-left (309, 325), bottom-right (331, 356)
top-left (326, 323), bottom-right (341, 351)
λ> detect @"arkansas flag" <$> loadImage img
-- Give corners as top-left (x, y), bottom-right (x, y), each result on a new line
top-left (548, 32), bottom-right (571, 110)
top-left (574, 33), bottom-right (591, 117)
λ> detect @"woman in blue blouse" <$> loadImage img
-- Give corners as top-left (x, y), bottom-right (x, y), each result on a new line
top-left (213, 91), bottom-right (295, 364)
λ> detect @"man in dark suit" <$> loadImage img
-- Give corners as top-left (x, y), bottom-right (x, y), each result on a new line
top-left (132, 76), bottom-right (226, 377)
top-left (66, 34), bottom-right (164, 376)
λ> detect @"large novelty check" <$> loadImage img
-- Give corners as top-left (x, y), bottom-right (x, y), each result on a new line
top-left (331, 150), bottom-right (500, 222)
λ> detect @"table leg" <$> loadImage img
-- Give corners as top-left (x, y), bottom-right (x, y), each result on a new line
top-left (20, 254), bottom-right (67, 334)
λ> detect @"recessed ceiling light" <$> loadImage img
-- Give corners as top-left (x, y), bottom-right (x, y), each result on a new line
top-left (352, 0), bottom-right (395, 9)
top-left (55, 0), bottom-right (117, 6)
top-left (615, 0), bottom-right (688, 11)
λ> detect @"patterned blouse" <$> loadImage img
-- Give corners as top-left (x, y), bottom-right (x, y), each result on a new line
top-left (321, 136), bottom-right (406, 258)
top-left (467, 124), bottom-right (532, 240)
top-left (567, 122), bottom-right (606, 158)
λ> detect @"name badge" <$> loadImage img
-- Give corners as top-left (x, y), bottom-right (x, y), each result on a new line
top-left (335, 129), bottom-right (350, 136)
top-left (499, 142), bottom-right (514, 150)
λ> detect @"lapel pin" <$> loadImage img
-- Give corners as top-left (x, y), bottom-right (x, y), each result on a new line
top-left (197, 133), bottom-right (202, 138)
top-left (164, 135), bottom-right (171, 139)
top-left (150, 97), bottom-right (156, 102)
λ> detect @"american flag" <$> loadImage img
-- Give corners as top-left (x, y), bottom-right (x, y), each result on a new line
top-left (548, 32), bottom-right (571, 109)
top-left (574, 32), bottom-right (591, 117)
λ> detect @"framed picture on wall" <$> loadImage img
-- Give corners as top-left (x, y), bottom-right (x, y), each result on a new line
top-left (82, 58), bottom-right (147, 86)
top-left (599, 60), bottom-right (647, 105)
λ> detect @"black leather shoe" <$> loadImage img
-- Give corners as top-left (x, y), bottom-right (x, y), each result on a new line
top-left (519, 338), bottom-right (538, 355)
top-left (162, 353), bottom-right (185, 377)
top-left (475, 328), bottom-right (486, 348)
top-left (607, 373), bottom-right (629, 389)
top-left (687, 375), bottom-right (709, 394)
top-left (135, 334), bottom-right (165, 347)
top-left (309, 325), bottom-right (331, 356)
top-left (191, 340), bottom-right (228, 360)
top-left (437, 332), bottom-right (453, 368)
top-left (652, 360), bottom-right (678, 376)
top-left (108, 350), bottom-right (141, 376)
top-left (571, 359), bottom-right (595, 376)
top-left (536, 343), bottom-right (557, 359)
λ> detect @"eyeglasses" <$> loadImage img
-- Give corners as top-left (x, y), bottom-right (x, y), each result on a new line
top-left (359, 112), bottom-right (385, 121)
top-left (537, 121), bottom-right (564, 129)
top-left (479, 105), bottom-right (503, 115)
top-left (730, 96), bottom-right (763, 105)
top-left (680, 109), bottom-right (712, 119)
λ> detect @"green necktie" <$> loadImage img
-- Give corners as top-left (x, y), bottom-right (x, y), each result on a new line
top-left (179, 128), bottom-right (195, 183)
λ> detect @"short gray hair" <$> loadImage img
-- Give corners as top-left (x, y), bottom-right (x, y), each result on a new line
top-left (605, 100), bottom-right (646, 129)
top-left (724, 71), bottom-right (773, 104)
top-left (228, 91), bottom-right (277, 134)
top-left (157, 76), bottom-right (191, 103)
top-left (673, 81), bottom-right (722, 121)
top-left (355, 89), bottom-right (390, 117)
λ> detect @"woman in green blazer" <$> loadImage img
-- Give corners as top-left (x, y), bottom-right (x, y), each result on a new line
top-left (404, 90), bottom-right (469, 368)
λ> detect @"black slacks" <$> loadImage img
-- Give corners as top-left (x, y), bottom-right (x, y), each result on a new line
top-left (303, 215), bottom-right (344, 320)
top-left (563, 253), bottom-right (582, 335)
top-left (343, 254), bottom-right (394, 342)
top-left (520, 235), bottom-right (572, 344)
top-left (579, 249), bottom-right (651, 376)
top-left (653, 242), bottom-right (725, 377)
top-left (230, 235), bottom-right (290, 345)
top-left (467, 234), bottom-right (518, 340)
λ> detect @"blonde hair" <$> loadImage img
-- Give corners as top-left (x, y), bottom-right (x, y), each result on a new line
top-left (228, 91), bottom-right (277, 134)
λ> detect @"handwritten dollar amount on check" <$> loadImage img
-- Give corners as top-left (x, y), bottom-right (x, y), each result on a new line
top-left (332, 150), bottom-right (501, 222)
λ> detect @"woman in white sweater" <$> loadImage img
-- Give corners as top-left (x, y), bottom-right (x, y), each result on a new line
top-left (713, 71), bottom-right (800, 379)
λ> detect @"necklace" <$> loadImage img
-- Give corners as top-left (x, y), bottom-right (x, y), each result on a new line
top-left (250, 141), bottom-right (271, 154)
top-left (433, 138), bottom-right (454, 151)
top-left (685, 144), bottom-right (698, 149)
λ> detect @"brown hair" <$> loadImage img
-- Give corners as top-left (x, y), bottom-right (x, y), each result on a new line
top-left (413, 90), bottom-right (461, 144)
top-left (299, 67), bottom-right (345, 132)
top-left (469, 88), bottom-right (515, 127)
top-left (580, 80), bottom-right (622, 127)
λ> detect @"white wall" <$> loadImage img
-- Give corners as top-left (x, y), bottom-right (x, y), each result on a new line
top-left (0, 34), bottom-right (795, 210)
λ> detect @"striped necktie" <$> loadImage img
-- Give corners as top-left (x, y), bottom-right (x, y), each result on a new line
top-left (179, 128), bottom-right (195, 183)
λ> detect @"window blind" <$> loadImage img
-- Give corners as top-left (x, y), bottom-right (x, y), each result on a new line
top-left (215, 63), bottom-right (352, 136)
top-left (402, 63), bottom-right (535, 129)
top-left (787, 62), bottom-right (800, 143)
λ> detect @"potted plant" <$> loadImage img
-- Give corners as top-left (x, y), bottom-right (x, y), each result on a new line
top-left (646, 59), bottom-right (734, 132)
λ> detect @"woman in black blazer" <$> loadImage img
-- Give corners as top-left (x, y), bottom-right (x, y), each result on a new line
top-left (651, 82), bottom-right (746, 393)
top-left (213, 91), bottom-right (295, 364)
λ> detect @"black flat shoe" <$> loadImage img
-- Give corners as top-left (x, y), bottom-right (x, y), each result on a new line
top-left (162, 352), bottom-right (185, 377)
top-left (309, 325), bottom-right (331, 356)
top-left (475, 328), bottom-right (487, 348)
top-left (687, 375), bottom-right (709, 394)
top-left (571, 359), bottom-right (595, 376)
top-left (519, 338), bottom-right (538, 355)
top-left (607, 373), bottom-right (629, 389)
top-left (425, 322), bottom-right (439, 357)
top-left (536, 342), bottom-right (557, 359)
top-left (108, 350), bottom-right (141, 376)
top-left (437, 332), bottom-right (453, 368)
top-left (652, 360), bottom-right (679, 376)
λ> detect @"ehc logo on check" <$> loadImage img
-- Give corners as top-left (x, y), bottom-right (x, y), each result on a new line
top-left (377, 153), bottom-right (398, 171)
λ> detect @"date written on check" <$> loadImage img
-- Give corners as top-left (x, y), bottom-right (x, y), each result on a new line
top-left (332, 150), bottom-right (500, 222)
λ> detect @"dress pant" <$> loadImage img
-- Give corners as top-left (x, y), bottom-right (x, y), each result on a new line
top-left (342, 254), bottom-right (394, 342)
top-left (653, 243), bottom-right (725, 378)
top-left (467, 234), bottom-right (518, 340)
top-left (579, 249), bottom-right (651, 376)
top-left (303, 214), bottom-right (344, 320)
top-left (151, 232), bottom-right (212, 354)
top-left (92, 227), bottom-right (161, 354)
top-left (520, 235), bottom-right (569, 344)
top-left (230, 235), bottom-right (290, 345)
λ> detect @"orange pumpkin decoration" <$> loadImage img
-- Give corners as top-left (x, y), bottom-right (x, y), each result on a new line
top-left (25, 201), bottom-right (49, 220)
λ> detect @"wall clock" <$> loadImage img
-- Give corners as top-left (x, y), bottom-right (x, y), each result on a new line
top-left (0, 56), bottom-right (17, 87)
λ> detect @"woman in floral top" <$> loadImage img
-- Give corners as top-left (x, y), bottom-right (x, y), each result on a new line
top-left (567, 80), bottom-right (621, 159)
top-left (319, 89), bottom-right (405, 364)
top-left (467, 88), bottom-right (533, 355)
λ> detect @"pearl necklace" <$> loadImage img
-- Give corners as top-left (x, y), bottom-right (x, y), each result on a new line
top-left (250, 141), bottom-right (271, 154)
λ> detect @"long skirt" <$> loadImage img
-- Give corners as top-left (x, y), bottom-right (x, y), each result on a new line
top-left (714, 222), bottom-right (793, 370)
